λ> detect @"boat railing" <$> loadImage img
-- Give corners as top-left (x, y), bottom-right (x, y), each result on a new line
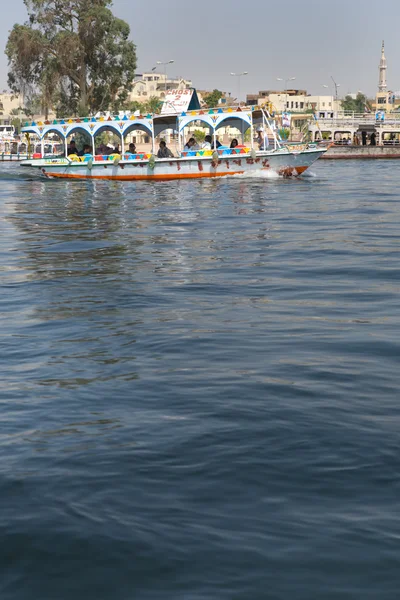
top-left (63, 146), bottom-right (283, 164)
top-left (313, 112), bottom-right (400, 128)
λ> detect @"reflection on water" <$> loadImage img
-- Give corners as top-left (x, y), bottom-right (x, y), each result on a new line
top-left (1, 161), bottom-right (400, 599)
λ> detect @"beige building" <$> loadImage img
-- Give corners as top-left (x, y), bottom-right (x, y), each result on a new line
top-left (246, 89), bottom-right (341, 116)
top-left (196, 90), bottom-right (234, 107)
top-left (129, 72), bottom-right (192, 103)
top-left (262, 93), bottom-right (341, 116)
top-left (0, 92), bottom-right (25, 124)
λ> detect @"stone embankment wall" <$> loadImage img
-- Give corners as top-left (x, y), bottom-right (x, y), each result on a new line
top-left (321, 145), bottom-right (400, 159)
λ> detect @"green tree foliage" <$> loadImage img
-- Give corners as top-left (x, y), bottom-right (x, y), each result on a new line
top-left (203, 89), bottom-right (223, 108)
top-left (193, 129), bottom-right (205, 143)
top-left (125, 96), bottom-right (162, 115)
top-left (6, 0), bottom-right (137, 116)
top-left (341, 93), bottom-right (371, 113)
top-left (146, 96), bottom-right (162, 114)
top-left (278, 128), bottom-right (290, 140)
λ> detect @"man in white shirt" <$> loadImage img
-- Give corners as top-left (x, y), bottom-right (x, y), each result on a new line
top-left (201, 135), bottom-right (212, 150)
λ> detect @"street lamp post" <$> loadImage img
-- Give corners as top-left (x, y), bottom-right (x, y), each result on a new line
top-left (156, 60), bottom-right (174, 92)
top-left (322, 84), bottom-right (334, 115)
top-left (230, 72), bottom-right (248, 105)
top-left (330, 76), bottom-right (340, 101)
top-left (277, 77), bottom-right (296, 112)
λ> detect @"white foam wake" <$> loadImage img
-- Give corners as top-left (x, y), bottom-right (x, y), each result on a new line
top-left (227, 169), bottom-right (281, 180)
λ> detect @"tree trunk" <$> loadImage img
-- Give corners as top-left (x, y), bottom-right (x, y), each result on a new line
top-left (78, 61), bottom-right (88, 116)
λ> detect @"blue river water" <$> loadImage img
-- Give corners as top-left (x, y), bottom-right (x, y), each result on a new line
top-left (1, 160), bottom-right (400, 599)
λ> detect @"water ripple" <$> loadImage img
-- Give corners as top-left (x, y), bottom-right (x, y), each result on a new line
top-left (1, 160), bottom-right (400, 599)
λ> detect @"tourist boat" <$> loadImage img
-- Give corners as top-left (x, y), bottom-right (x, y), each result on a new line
top-left (309, 111), bottom-right (400, 159)
top-left (0, 139), bottom-right (63, 161)
top-left (20, 106), bottom-right (327, 180)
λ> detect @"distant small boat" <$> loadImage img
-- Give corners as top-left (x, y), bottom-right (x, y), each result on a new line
top-left (0, 139), bottom-right (63, 161)
top-left (20, 105), bottom-right (326, 180)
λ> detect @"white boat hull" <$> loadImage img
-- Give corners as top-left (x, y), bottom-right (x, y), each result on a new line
top-left (21, 147), bottom-right (326, 180)
top-left (1, 154), bottom-right (31, 162)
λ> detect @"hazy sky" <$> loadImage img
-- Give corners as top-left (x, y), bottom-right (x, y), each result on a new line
top-left (1, 0), bottom-right (399, 100)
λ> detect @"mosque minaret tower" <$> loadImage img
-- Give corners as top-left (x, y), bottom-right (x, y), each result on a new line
top-left (378, 40), bottom-right (387, 92)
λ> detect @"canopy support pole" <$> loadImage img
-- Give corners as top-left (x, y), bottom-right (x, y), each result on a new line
top-left (120, 133), bottom-right (124, 155)
top-left (40, 137), bottom-right (44, 157)
top-left (176, 117), bottom-right (181, 156)
top-left (261, 108), bottom-right (280, 150)
top-left (91, 135), bottom-right (96, 156)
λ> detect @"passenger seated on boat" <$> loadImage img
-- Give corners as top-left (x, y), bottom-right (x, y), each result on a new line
top-left (78, 144), bottom-right (92, 156)
top-left (201, 135), bottom-right (212, 150)
top-left (67, 140), bottom-right (78, 156)
top-left (95, 143), bottom-right (107, 155)
top-left (184, 138), bottom-right (197, 151)
top-left (126, 143), bottom-right (136, 155)
top-left (230, 139), bottom-right (238, 148)
top-left (157, 140), bottom-right (174, 158)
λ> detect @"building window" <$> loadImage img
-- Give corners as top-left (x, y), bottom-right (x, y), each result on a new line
top-left (322, 102), bottom-right (325, 107)
top-left (300, 102), bottom-right (304, 109)
top-left (378, 97), bottom-right (385, 104)
top-left (295, 102), bottom-right (298, 108)
top-left (291, 101), bottom-right (294, 108)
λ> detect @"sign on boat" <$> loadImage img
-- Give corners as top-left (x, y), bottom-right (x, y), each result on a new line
top-left (20, 99), bottom-right (326, 180)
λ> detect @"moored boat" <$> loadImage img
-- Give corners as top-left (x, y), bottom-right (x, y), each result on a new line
top-left (20, 106), bottom-right (326, 180)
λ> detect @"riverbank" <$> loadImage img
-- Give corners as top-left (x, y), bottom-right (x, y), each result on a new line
top-left (321, 144), bottom-right (400, 159)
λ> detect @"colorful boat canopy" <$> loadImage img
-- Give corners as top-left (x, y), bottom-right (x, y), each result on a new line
top-left (21, 108), bottom-right (261, 140)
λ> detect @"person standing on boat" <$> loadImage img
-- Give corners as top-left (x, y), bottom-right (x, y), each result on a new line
top-left (370, 132), bottom-right (377, 146)
top-left (256, 126), bottom-right (269, 150)
top-left (157, 140), bottom-right (174, 158)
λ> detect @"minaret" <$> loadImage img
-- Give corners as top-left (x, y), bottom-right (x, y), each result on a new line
top-left (378, 40), bottom-right (387, 92)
